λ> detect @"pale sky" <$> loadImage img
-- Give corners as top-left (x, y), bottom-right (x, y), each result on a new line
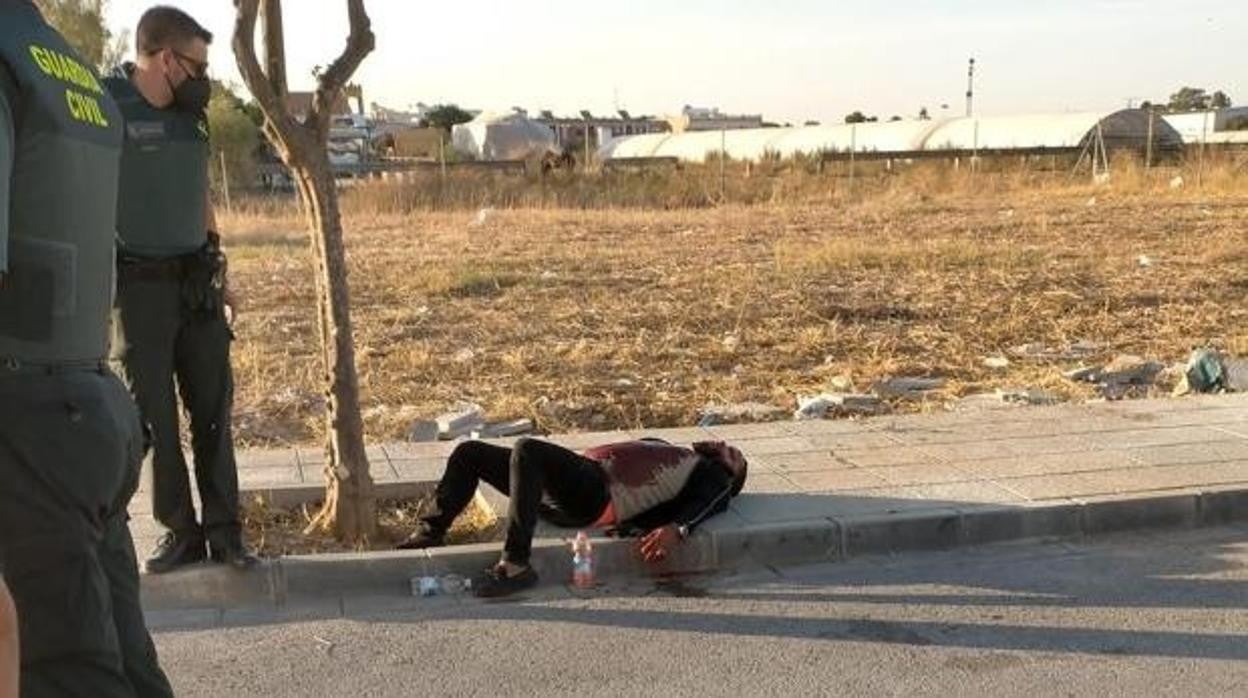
top-left (105, 1), bottom-right (1246, 123)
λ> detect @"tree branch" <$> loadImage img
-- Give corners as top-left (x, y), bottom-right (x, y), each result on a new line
top-left (310, 0), bottom-right (375, 133)
top-left (233, 0), bottom-right (303, 148)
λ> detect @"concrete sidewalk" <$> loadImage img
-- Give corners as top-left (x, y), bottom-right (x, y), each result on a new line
top-left (132, 393), bottom-right (1248, 609)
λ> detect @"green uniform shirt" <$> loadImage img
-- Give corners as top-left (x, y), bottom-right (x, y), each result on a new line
top-left (0, 1), bottom-right (123, 363)
top-left (104, 65), bottom-right (210, 259)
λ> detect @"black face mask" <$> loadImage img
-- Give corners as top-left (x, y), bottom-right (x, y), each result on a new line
top-left (169, 74), bottom-right (211, 114)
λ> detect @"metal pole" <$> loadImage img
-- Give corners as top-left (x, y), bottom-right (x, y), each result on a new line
top-left (219, 151), bottom-right (233, 213)
top-left (849, 124), bottom-right (857, 189)
top-left (965, 57), bottom-right (975, 117)
top-left (1145, 109), bottom-right (1155, 169)
top-left (972, 120), bottom-right (979, 175)
top-left (719, 128), bottom-right (726, 203)
top-left (1198, 110), bottom-right (1209, 187)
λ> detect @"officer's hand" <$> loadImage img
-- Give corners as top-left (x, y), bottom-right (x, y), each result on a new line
top-left (636, 525), bottom-right (681, 563)
top-left (223, 285), bottom-right (239, 325)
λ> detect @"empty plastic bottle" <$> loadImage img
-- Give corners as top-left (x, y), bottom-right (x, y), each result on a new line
top-left (571, 531), bottom-right (594, 588)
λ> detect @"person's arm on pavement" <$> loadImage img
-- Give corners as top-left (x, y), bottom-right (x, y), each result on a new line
top-left (0, 575), bottom-right (18, 698)
top-left (636, 460), bottom-right (734, 563)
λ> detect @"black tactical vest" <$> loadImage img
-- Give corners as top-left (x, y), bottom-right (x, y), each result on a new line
top-left (105, 66), bottom-right (209, 259)
top-left (0, 1), bottom-right (123, 364)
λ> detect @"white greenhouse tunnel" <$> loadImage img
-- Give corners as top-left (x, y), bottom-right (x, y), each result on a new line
top-left (598, 110), bottom-right (1187, 163)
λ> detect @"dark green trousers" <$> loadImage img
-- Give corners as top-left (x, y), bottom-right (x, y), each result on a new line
top-left (0, 369), bottom-right (173, 698)
top-left (111, 276), bottom-right (241, 543)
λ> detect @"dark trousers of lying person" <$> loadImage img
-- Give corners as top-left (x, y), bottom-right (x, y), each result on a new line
top-left (401, 437), bottom-right (748, 597)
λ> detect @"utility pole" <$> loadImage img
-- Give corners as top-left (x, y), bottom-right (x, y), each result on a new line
top-left (965, 57), bottom-right (976, 117)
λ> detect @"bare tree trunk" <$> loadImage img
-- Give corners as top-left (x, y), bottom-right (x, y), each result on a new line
top-left (234, 0), bottom-right (377, 541)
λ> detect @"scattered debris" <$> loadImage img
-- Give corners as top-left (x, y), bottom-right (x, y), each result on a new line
top-left (413, 576), bottom-right (440, 597)
top-left (1098, 355), bottom-right (1164, 386)
top-left (1093, 173), bottom-right (1111, 186)
top-left (1065, 354), bottom-right (1164, 399)
top-left (983, 356), bottom-right (1011, 370)
top-left (1169, 175), bottom-right (1185, 190)
top-left (952, 387), bottom-right (1063, 412)
top-left (951, 393), bottom-right (1026, 412)
top-left (313, 635), bottom-right (336, 655)
top-left (997, 388), bottom-right (1063, 406)
top-left (1010, 340), bottom-right (1101, 362)
top-left (1229, 359), bottom-right (1248, 392)
top-left (795, 393), bottom-right (886, 420)
top-left (1063, 366), bottom-right (1101, 382)
top-left (1175, 349), bottom-right (1248, 395)
top-left (872, 376), bottom-right (945, 400)
top-left (1137, 255), bottom-right (1153, 268)
top-left (436, 403), bottom-right (485, 440)
top-left (407, 419), bottom-right (440, 443)
top-left (697, 402), bottom-right (787, 426)
top-left (540, 270), bottom-right (558, 280)
top-left (479, 418), bottom-right (535, 439)
top-left (1178, 349), bottom-right (1223, 395)
top-left (452, 348), bottom-right (476, 363)
top-left (721, 334), bottom-right (741, 352)
top-left (1086, 196), bottom-right (1098, 207)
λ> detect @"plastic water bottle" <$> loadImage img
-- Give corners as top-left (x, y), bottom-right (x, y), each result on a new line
top-left (571, 531), bottom-right (594, 588)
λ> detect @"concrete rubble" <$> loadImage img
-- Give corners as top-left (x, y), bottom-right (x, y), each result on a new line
top-left (1066, 354), bottom-right (1164, 399)
top-left (871, 376), bottom-right (945, 400)
top-left (1010, 339), bottom-right (1101, 362)
top-left (698, 402), bottom-right (787, 427)
top-left (435, 403), bottom-right (486, 440)
top-left (795, 393), bottom-right (886, 419)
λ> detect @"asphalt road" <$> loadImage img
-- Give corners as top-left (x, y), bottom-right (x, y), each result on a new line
top-left (152, 525), bottom-right (1248, 697)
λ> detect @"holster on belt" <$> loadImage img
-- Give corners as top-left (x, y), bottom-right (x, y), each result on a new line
top-left (117, 238), bottom-right (229, 318)
top-left (180, 239), bottom-right (228, 318)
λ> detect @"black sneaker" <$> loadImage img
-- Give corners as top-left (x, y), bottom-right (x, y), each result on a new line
top-left (208, 536), bottom-right (259, 571)
top-left (145, 531), bottom-right (207, 574)
top-left (396, 524), bottom-right (445, 550)
top-left (472, 564), bottom-right (538, 598)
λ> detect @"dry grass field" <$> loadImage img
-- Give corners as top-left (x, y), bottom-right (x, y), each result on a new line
top-left (219, 157), bottom-right (1248, 448)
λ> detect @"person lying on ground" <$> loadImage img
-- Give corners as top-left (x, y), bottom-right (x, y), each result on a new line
top-left (397, 437), bottom-right (748, 598)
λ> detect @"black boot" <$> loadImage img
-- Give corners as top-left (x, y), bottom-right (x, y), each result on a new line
top-left (145, 530), bottom-right (207, 574)
top-left (397, 522), bottom-right (445, 550)
top-left (208, 530), bottom-right (258, 571)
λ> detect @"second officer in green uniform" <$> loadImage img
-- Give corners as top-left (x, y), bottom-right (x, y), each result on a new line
top-left (0, 0), bottom-right (172, 694)
top-left (105, 6), bottom-right (254, 573)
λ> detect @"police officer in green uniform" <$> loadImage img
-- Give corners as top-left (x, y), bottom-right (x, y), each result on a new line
top-left (104, 6), bottom-right (255, 574)
top-left (0, 1), bottom-right (173, 695)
